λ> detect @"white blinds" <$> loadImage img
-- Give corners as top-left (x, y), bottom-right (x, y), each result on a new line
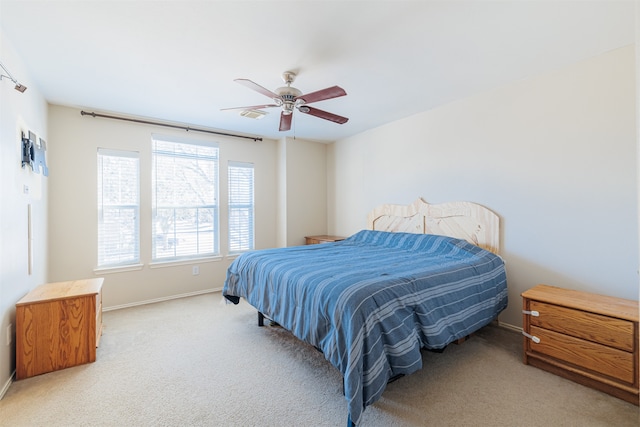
top-left (97, 148), bottom-right (140, 267)
top-left (152, 136), bottom-right (219, 260)
top-left (228, 161), bottom-right (254, 253)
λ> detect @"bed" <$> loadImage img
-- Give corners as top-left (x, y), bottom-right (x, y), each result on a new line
top-left (222, 198), bottom-right (508, 426)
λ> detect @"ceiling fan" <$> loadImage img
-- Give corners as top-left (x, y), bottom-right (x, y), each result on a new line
top-left (222, 71), bottom-right (348, 131)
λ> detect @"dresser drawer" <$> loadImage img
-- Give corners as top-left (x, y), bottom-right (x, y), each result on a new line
top-left (529, 300), bottom-right (634, 352)
top-left (530, 325), bottom-right (635, 384)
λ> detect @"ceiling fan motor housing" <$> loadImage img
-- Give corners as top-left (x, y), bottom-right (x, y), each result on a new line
top-left (275, 85), bottom-right (302, 114)
top-left (275, 86), bottom-right (302, 100)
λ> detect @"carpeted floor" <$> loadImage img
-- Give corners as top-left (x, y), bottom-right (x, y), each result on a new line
top-left (0, 292), bottom-right (638, 426)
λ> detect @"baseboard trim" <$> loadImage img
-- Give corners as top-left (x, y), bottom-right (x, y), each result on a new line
top-left (497, 321), bottom-right (522, 333)
top-left (104, 288), bottom-right (221, 312)
top-left (0, 371), bottom-right (14, 400)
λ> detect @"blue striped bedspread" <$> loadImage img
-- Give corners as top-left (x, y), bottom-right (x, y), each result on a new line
top-left (223, 230), bottom-right (508, 426)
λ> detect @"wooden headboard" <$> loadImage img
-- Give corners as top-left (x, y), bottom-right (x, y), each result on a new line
top-left (366, 198), bottom-right (500, 254)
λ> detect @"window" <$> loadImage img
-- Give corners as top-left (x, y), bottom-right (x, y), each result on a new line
top-left (97, 149), bottom-right (140, 267)
top-left (228, 161), bottom-right (254, 253)
top-left (152, 135), bottom-right (219, 261)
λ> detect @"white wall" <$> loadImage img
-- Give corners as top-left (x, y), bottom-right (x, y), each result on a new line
top-left (284, 137), bottom-right (327, 246)
top-left (0, 31), bottom-right (49, 396)
top-left (328, 45), bottom-right (638, 329)
top-left (636, 0), bottom-right (640, 316)
top-left (275, 137), bottom-right (328, 247)
top-left (47, 105), bottom-right (280, 309)
top-left (276, 138), bottom-right (287, 248)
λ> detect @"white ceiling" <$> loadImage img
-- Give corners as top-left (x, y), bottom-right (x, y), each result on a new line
top-left (0, 1), bottom-right (635, 142)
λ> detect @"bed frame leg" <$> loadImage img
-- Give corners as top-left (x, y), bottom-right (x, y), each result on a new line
top-left (454, 332), bottom-right (475, 345)
top-left (258, 311), bottom-right (265, 327)
top-left (257, 311), bottom-right (281, 327)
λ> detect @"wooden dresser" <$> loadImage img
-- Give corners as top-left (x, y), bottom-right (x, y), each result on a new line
top-left (305, 235), bottom-right (345, 245)
top-left (522, 284), bottom-right (639, 405)
top-left (15, 278), bottom-right (104, 380)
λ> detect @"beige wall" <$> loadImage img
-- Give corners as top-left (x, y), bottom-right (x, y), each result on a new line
top-left (0, 31), bottom-right (49, 396)
top-left (47, 105), bottom-right (282, 309)
top-left (284, 137), bottom-right (327, 246)
top-left (274, 137), bottom-right (328, 247)
top-left (328, 45), bottom-right (638, 329)
top-left (276, 138), bottom-right (287, 248)
top-left (636, 3), bottom-right (640, 313)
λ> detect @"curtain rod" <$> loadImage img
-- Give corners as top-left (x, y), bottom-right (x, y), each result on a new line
top-left (80, 110), bottom-right (262, 142)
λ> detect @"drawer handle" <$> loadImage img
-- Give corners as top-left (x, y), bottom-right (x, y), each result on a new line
top-left (522, 310), bottom-right (539, 316)
top-left (522, 331), bottom-right (540, 344)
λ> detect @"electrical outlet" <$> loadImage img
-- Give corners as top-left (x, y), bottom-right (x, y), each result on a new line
top-left (192, 265), bottom-right (200, 276)
top-left (6, 324), bottom-right (12, 346)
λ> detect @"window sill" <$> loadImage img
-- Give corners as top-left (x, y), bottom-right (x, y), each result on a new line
top-left (149, 256), bottom-right (223, 269)
top-left (226, 252), bottom-right (251, 261)
top-left (94, 263), bottom-right (144, 275)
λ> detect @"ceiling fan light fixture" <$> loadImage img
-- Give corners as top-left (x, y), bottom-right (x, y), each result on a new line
top-left (240, 109), bottom-right (268, 120)
top-left (282, 103), bottom-right (295, 114)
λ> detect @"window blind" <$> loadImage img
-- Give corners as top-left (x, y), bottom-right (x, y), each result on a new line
top-left (152, 135), bottom-right (219, 261)
top-left (97, 148), bottom-right (140, 267)
top-left (228, 161), bottom-right (254, 253)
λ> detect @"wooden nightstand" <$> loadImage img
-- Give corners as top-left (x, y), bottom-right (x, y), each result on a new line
top-left (522, 284), bottom-right (639, 405)
top-left (15, 278), bottom-right (104, 380)
top-left (305, 235), bottom-right (346, 245)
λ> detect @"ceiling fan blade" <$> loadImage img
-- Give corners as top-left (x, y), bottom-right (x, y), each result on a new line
top-left (235, 78), bottom-right (279, 99)
top-left (299, 106), bottom-right (348, 124)
top-left (296, 86), bottom-right (346, 104)
top-left (279, 112), bottom-right (293, 131)
top-left (220, 104), bottom-right (279, 111)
